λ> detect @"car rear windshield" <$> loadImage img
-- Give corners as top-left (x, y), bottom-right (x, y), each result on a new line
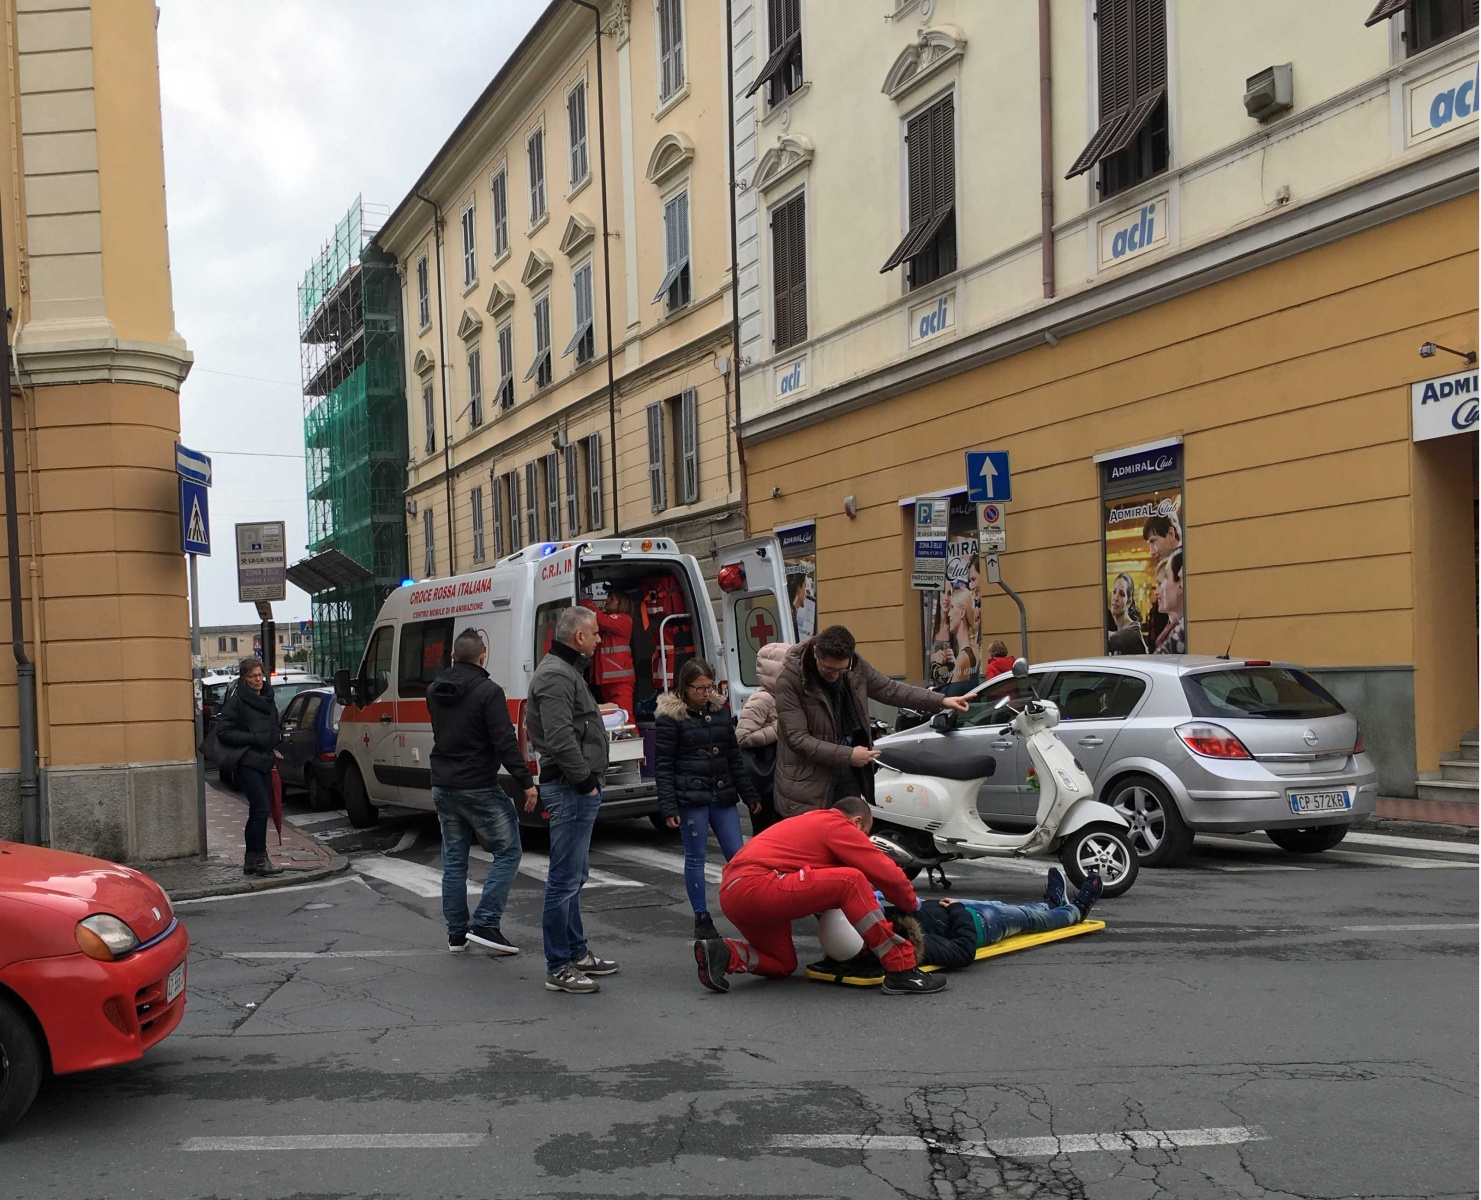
top-left (1182, 666), bottom-right (1345, 720)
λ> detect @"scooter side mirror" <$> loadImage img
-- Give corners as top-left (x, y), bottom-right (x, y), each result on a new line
top-left (1011, 657), bottom-right (1030, 677)
top-left (931, 710), bottom-right (960, 734)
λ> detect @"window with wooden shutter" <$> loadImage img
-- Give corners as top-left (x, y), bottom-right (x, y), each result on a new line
top-left (658, 0), bottom-right (685, 101)
top-left (460, 204), bottom-right (477, 288)
top-left (422, 382), bottom-right (436, 455)
top-left (771, 192), bottom-right (807, 351)
top-left (646, 403), bottom-right (667, 512)
top-left (524, 294), bottom-right (552, 388)
top-left (525, 461), bottom-right (539, 541)
top-left (491, 168), bottom-right (509, 258)
top-left (544, 451), bottom-right (561, 540)
top-left (653, 192), bottom-right (692, 311)
top-left (677, 388), bottom-right (699, 504)
top-left (492, 477), bottom-right (505, 559)
top-left (563, 261), bottom-right (595, 365)
top-left (1370, 0), bottom-right (1479, 53)
top-left (466, 346), bottom-right (483, 428)
top-left (527, 126), bottom-right (547, 223)
top-left (564, 442), bottom-right (581, 535)
top-left (422, 508), bottom-right (436, 577)
top-left (471, 487), bottom-right (486, 563)
top-left (567, 80), bottom-right (589, 188)
top-left (507, 469), bottom-right (523, 548)
top-left (416, 256), bottom-right (430, 330)
top-left (881, 94), bottom-right (956, 289)
top-left (746, 0), bottom-right (803, 105)
top-left (496, 323), bottom-right (514, 410)
top-left (586, 432), bottom-right (604, 529)
top-left (1065, 0), bottom-right (1168, 198)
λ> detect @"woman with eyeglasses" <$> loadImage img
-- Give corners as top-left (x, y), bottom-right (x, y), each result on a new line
top-left (655, 658), bottom-right (761, 939)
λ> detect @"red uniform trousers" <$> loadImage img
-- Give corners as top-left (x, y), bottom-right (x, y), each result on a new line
top-left (719, 865), bottom-right (917, 977)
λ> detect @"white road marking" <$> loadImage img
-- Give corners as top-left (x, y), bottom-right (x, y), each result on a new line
top-left (1343, 831), bottom-right (1480, 856)
top-left (316, 829), bottom-right (369, 841)
top-left (1201, 863), bottom-right (1315, 873)
top-left (284, 812), bottom-right (347, 828)
top-left (1340, 922), bottom-right (1479, 932)
top-left (469, 845), bottom-right (644, 888)
top-left (1197, 835), bottom-right (1476, 869)
top-left (598, 842), bottom-right (723, 884)
top-left (181, 1134), bottom-right (485, 1151)
top-left (1104, 921), bottom-right (1477, 937)
top-left (172, 876), bottom-right (371, 906)
top-left (225, 950), bottom-right (439, 959)
top-left (354, 857), bottom-right (444, 898)
top-left (773, 1124), bottom-right (1267, 1158)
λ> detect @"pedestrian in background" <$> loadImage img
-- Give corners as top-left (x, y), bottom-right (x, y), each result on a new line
top-left (735, 641), bottom-right (788, 833)
top-left (526, 605), bottom-right (620, 994)
top-left (984, 639), bottom-right (1016, 680)
top-left (655, 658), bottom-right (760, 939)
top-left (427, 629), bottom-right (537, 956)
top-left (772, 626), bottom-right (968, 817)
top-left (213, 657), bottom-right (284, 878)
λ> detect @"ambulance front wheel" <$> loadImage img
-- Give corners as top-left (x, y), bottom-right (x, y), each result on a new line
top-left (342, 762), bottom-right (379, 828)
top-left (1058, 824), bottom-right (1137, 898)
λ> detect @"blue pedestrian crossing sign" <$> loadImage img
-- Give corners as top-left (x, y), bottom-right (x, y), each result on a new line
top-left (966, 450), bottom-right (1012, 503)
top-left (180, 478), bottom-right (211, 556)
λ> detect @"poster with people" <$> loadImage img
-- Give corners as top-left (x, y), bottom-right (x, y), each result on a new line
top-left (1103, 488), bottom-right (1185, 655)
top-left (777, 522), bottom-right (818, 642)
top-left (919, 495), bottom-right (982, 690)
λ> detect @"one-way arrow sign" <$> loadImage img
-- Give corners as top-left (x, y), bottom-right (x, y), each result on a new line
top-left (175, 442), bottom-right (212, 486)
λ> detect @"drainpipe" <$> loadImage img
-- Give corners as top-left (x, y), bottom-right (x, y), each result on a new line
top-left (0, 215), bottom-right (38, 844)
top-left (724, 0), bottom-right (751, 534)
top-left (570, 0), bottom-right (621, 536)
top-left (1038, 0), bottom-right (1056, 299)
top-left (414, 188), bottom-right (457, 572)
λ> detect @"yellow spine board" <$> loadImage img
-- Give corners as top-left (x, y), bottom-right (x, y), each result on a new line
top-left (805, 920), bottom-right (1107, 986)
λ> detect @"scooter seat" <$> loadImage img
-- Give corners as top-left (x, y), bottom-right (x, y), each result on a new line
top-left (876, 738), bottom-right (997, 782)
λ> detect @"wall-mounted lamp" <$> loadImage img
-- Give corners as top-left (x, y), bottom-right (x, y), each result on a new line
top-left (1043, 330), bottom-right (1060, 348)
top-left (1419, 341), bottom-right (1477, 365)
top-left (843, 494), bottom-right (857, 519)
top-left (769, 486), bottom-right (783, 499)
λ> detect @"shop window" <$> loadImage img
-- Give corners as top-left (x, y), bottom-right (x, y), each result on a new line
top-left (1066, 0), bottom-right (1169, 200)
top-left (916, 493), bottom-right (982, 688)
top-left (1098, 441), bottom-right (1185, 657)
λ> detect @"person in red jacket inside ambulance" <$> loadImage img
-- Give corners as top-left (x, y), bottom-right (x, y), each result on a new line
top-left (692, 796), bottom-right (948, 997)
top-left (582, 591), bottom-right (636, 721)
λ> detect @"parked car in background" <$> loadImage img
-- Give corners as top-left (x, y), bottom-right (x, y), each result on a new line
top-left (877, 656), bottom-right (1377, 867)
top-left (278, 686), bottom-right (342, 811)
top-left (0, 842), bottom-right (189, 1133)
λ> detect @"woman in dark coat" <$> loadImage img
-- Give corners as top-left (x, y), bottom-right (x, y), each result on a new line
top-left (656, 657), bottom-right (760, 939)
top-left (214, 657), bottom-right (284, 877)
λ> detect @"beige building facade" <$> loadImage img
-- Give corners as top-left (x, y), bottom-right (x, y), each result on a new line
top-left (731, 0), bottom-right (1477, 797)
top-left (0, 0), bottom-right (194, 856)
top-left (376, 0), bottom-right (745, 595)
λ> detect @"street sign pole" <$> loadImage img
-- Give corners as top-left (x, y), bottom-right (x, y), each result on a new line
top-left (176, 443), bottom-right (212, 862)
top-left (189, 553), bottom-right (207, 862)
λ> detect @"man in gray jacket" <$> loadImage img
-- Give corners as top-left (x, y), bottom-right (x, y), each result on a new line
top-left (526, 605), bottom-right (619, 994)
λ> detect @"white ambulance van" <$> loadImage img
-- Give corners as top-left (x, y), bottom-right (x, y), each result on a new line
top-left (332, 536), bottom-right (794, 829)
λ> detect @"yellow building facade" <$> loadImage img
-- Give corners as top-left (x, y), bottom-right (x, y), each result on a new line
top-left (377, 0), bottom-right (744, 587)
top-left (731, 0), bottom-right (1477, 797)
top-left (0, 0), bottom-right (194, 854)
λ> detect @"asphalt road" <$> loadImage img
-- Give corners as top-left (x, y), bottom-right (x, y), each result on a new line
top-left (7, 806), bottom-right (1478, 1200)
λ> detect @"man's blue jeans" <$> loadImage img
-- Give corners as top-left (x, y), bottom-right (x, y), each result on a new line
top-left (541, 782), bottom-right (602, 973)
top-left (433, 785), bottom-right (522, 938)
top-left (956, 899), bottom-right (1080, 946)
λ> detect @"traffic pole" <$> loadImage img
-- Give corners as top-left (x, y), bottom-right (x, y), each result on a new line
top-left (189, 552), bottom-right (207, 860)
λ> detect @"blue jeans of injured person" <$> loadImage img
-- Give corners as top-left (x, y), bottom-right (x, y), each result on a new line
top-left (678, 804), bottom-right (745, 915)
top-left (541, 782), bottom-right (602, 974)
top-left (956, 900), bottom-right (1081, 947)
top-left (433, 785), bottom-right (522, 938)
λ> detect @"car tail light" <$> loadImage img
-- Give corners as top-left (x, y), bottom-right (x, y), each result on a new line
top-left (1176, 722), bottom-right (1252, 760)
top-left (717, 564), bottom-right (747, 593)
top-left (1242, 659), bottom-right (1271, 667)
top-left (318, 750), bottom-right (336, 762)
top-left (1353, 727), bottom-right (1365, 754)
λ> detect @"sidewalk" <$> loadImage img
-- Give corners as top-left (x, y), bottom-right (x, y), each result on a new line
top-left (1358, 794), bottom-right (1479, 839)
top-left (131, 779), bottom-right (348, 901)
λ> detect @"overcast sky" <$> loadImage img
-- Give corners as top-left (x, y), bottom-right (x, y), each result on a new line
top-left (158, 0), bottom-right (546, 627)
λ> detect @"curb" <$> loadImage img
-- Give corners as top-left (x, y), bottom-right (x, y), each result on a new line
top-left (1352, 816), bottom-right (1479, 843)
top-left (153, 853), bottom-right (352, 903)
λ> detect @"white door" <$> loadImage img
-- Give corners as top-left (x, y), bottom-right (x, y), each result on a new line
top-left (531, 544), bottom-right (582, 669)
top-left (717, 536), bottom-right (796, 712)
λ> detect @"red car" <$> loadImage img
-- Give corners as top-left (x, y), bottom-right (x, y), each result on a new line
top-left (0, 841), bottom-right (189, 1133)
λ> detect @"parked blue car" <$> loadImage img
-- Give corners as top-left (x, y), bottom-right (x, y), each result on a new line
top-left (278, 686), bottom-right (342, 811)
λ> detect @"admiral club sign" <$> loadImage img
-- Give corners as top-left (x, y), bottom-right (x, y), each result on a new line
top-left (1412, 368), bottom-right (1480, 443)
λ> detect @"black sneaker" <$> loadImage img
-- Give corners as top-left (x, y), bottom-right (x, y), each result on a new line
top-left (694, 938), bottom-right (730, 993)
top-left (572, 951), bottom-right (619, 976)
top-left (694, 912), bottom-right (719, 940)
top-left (881, 967), bottom-right (948, 996)
top-left (1043, 867), bottom-right (1067, 908)
top-left (467, 925), bottom-right (519, 955)
top-left (1073, 871), bottom-right (1104, 920)
top-left (448, 932), bottom-right (468, 954)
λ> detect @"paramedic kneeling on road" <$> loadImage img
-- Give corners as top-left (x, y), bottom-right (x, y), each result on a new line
top-left (693, 797), bottom-right (947, 997)
top-left (773, 626), bottom-right (969, 817)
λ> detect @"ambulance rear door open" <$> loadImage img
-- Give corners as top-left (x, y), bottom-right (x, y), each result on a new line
top-left (716, 536), bottom-right (795, 712)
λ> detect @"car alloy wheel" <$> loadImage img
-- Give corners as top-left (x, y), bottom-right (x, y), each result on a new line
top-left (1106, 774), bottom-right (1194, 868)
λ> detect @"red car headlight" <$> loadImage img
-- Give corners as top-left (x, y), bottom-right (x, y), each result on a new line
top-left (76, 914), bottom-right (141, 961)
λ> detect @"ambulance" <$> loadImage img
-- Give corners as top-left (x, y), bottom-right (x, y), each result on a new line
top-left (331, 536), bottom-right (794, 829)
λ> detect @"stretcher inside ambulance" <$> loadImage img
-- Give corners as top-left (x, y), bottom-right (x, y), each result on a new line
top-left (333, 537), bottom-right (793, 831)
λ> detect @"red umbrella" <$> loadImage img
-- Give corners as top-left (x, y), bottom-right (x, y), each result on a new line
top-left (269, 766), bottom-right (284, 845)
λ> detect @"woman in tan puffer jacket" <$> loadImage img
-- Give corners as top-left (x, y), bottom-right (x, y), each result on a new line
top-left (735, 641), bottom-right (788, 831)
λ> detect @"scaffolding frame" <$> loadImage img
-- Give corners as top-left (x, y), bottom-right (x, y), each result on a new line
top-left (298, 197), bottom-right (408, 678)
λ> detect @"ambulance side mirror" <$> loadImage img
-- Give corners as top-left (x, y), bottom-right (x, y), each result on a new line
top-left (333, 669), bottom-right (356, 708)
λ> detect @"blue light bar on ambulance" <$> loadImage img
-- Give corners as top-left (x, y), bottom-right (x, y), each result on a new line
top-left (400, 578), bottom-right (415, 587)
top-left (540, 543), bottom-right (557, 556)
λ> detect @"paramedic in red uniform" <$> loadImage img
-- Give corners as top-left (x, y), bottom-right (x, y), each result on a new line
top-left (583, 591), bottom-right (636, 720)
top-left (692, 796), bottom-right (947, 997)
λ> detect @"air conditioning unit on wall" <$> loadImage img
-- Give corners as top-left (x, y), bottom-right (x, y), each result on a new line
top-left (1244, 63), bottom-right (1293, 122)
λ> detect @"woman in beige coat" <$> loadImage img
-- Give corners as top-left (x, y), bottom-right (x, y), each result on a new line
top-left (735, 641), bottom-right (788, 831)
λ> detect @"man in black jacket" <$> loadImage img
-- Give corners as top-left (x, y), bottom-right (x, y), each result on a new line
top-left (427, 629), bottom-right (537, 956)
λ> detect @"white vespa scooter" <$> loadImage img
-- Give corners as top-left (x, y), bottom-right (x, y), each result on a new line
top-left (867, 660), bottom-right (1139, 898)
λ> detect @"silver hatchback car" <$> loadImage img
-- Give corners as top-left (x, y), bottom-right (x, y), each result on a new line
top-left (879, 656), bottom-right (1378, 867)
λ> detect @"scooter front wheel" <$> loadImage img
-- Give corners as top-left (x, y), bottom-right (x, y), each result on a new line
top-left (1059, 824), bottom-right (1139, 898)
